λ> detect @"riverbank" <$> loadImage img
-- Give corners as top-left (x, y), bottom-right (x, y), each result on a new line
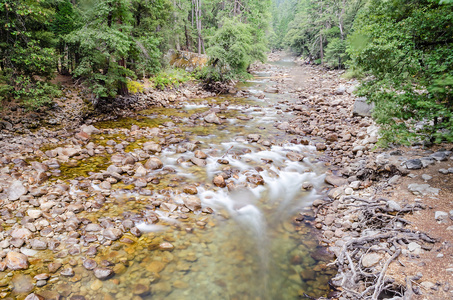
top-left (257, 59), bottom-right (453, 299)
top-left (0, 57), bottom-right (451, 299)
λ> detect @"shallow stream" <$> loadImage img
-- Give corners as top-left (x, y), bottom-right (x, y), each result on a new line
top-left (28, 58), bottom-right (335, 299)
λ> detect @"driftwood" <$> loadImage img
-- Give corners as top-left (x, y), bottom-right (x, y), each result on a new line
top-left (315, 195), bottom-right (436, 300)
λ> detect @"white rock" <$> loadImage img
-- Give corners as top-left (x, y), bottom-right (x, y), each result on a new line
top-left (362, 253), bottom-right (382, 268)
top-left (435, 211), bottom-right (449, 222)
top-left (387, 200), bottom-right (401, 211)
top-left (27, 210), bottom-right (43, 219)
top-left (344, 187), bottom-right (353, 195)
top-left (8, 180), bottom-right (27, 201)
top-left (421, 174), bottom-right (432, 181)
top-left (408, 242), bottom-right (421, 252)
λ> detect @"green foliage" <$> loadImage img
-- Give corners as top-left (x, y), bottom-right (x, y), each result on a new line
top-left (152, 68), bottom-right (193, 90)
top-left (324, 38), bottom-right (349, 68)
top-left (349, 0), bottom-right (453, 145)
top-left (203, 17), bottom-right (266, 82)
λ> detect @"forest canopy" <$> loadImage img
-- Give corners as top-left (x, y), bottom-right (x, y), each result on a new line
top-left (0, 0), bottom-right (452, 145)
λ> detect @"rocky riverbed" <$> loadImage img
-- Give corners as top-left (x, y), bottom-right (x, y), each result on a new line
top-left (0, 55), bottom-right (452, 300)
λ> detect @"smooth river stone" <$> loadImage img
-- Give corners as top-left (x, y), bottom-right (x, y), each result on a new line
top-left (6, 251), bottom-right (29, 270)
top-left (146, 261), bottom-right (166, 273)
top-left (93, 267), bottom-right (114, 280)
top-left (12, 274), bottom-right (33, 294)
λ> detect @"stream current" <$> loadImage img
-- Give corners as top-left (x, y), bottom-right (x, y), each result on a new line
top-left (31, 58), bottom-right (335, 299)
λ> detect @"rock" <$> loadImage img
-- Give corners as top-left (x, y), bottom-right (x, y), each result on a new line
top-left (146, 261), bottom-right (166, 273)
top-left (435, 211), bottom-right (449, 222)
top-left (30, 239), bottom-right (47, 250)
top-left (75, 131), bottom-right (90, 141)
top-left (246, 174), bottom-right (265, 185)
top-left (335, 85), bottom-right (346, 95)
top-left (93, 268), bottom-right (114, 280)
top-left (190, 157), bottom-right (207, 167)
top-left (213, 175), bottom-right (226, 188)
top-left (8, 180), bottom-right (28, 201)
top-left (27, 209), bottom-right (43, 219)
top-left (48, 262), bottom-right (62, 273)
top-left (431, 151), bottom-right (449, 161)
top-left (34, 273), bottom-right (50, 281)
top-left (286, 152), bottom-right (304, 161)
top-left (439, 168), bottom-right (449, 174)
top-left (133, 284), bottom-right (150, 296)
top-left (194, 150), bottom-right (208, 159)
top-left (12, 274), bottom-right (34, 294)
top-left (81, 124), bottom-right (100, 135)
top-left (405, 159), bottom-right (423, 170)
top-left (277, 122), bottom-right (290, 131)
top-left (183, 186), bottom-right (198, 195)
top-left (103, 228), bottom-right (122, 241)
top-left (388, 175), bottom-right (401, 185)
top-left (11, 227), bottom-right (32, 239)
top-left (60, 267), bottom-right (74, 277)
top-left (312, 199), bottom-right (324, 207)
top-left (362, 253), bottom-right (382, 268)
top-left (315, 143), bottom-right (327, 151)
top-left (83, 259), bottom-right (97, 270)
top-left (302, 182), bottom-right (313, 190)
top-left (353, 97), bottom-right (375, 117)
top-left (143, 142), bottom-right (162, 153)
top-left (204, 113), bottom-right (221, 124)
top-left (247, 134), bottom-right (260, 142)
top-left (349, 181), bottom-right (361, 190)
top-left (85, 224), bottom-right (102, 232)
top-left (328, 187), bottom-right (344, 200)
top-left (159, 242), bottom-right (174, 251)
top-left (25, 293), bottom-right (45, 300)
top-left (408, 242), bottom-right (421, 252)
top-left (408, 183), bottom-right (440, 195)
top-left (144, 157), bottom-right (163, 170)
top-left (183, 196), bottom-right (202, 211)
top-left (421, 174), bottom-right (432, 181)
top-left (326, 133), bottom-right (338, 142)
top-left (325, 175), bottom-right (348, 187)
top-left (90, 279), bottom-right (103, 291)
top-left (6, 251), bottom-right (29, 270)
top-left (387, 201), bottom-right (401, 211)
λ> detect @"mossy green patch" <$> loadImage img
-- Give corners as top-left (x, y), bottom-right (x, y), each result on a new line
top-left (59, 155), bottom-right (111, 180)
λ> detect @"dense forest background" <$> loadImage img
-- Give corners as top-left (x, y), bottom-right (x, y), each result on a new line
top-left (0, 0), bottom-right (452, 144)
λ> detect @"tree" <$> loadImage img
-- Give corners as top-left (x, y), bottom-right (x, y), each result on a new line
top-left (0, 0), bottom-right (60, 108)
top-left (203, 17), bottom-right (266, 82)
top-left (348, 0), bottom-right (453, 145)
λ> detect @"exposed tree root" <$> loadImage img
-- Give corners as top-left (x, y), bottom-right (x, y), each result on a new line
top-left (314, 195), bottom-right (436, 299)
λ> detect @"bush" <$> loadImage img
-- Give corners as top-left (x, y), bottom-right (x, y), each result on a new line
top-left (348, 0), bottom-right (453, 145)
top-left (204, 17), bottom-right (267, 83)
top-left (151, 68), bottom-right (193, 90)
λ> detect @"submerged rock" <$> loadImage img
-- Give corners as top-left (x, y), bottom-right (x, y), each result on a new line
top-left (93, 267), bottom-right (114, 280)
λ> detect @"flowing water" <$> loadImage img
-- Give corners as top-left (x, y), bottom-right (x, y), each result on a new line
top-left (28, 58), bottom-right (335, 299)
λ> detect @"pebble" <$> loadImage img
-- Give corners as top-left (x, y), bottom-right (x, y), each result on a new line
top-left (93, 268), bottom-right (114, 280)
top-left (159, 242), bottom-right (174, 251)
